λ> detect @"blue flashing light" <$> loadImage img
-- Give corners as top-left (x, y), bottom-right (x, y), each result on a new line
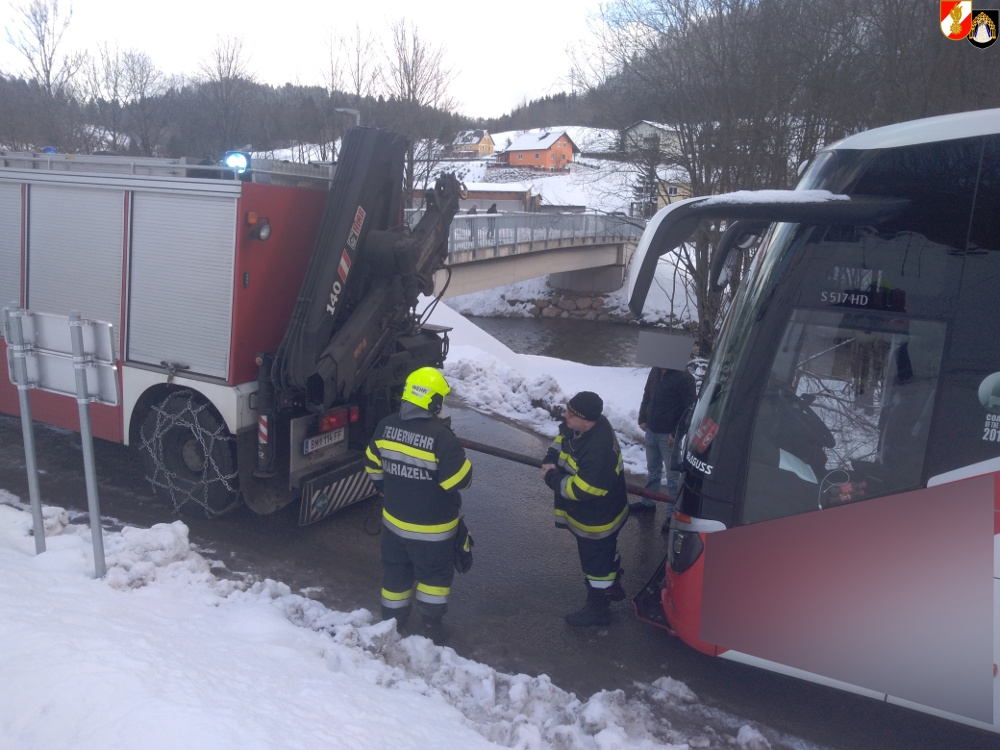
top-left (224, 151), bottom-right (250, 174)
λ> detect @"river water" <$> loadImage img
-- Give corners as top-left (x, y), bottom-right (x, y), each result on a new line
top-left (466, 315), bottom-right (641, 366)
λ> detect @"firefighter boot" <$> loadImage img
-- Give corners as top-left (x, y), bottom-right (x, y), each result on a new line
top-left (381, 605), bottom-right (411, 631)
top-left (565, 583), bottom-right (612, 627)
top-left (605, 568), bottom-right (626, 602)
top-left (418, 615), bottom-right (451, 645)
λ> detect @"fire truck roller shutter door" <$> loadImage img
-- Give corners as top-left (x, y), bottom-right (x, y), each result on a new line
top-left (27, 185), bottom-right (124, 350)
top-left (129, 192), bottom-right (237, 380)
top-left (138, 389), bottom-right (241, 517)
top-left (0, 183), bottom-right (20, 310)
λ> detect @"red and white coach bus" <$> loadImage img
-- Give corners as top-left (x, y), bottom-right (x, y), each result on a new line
top-left (628, 108), bottom-right (1000, 732)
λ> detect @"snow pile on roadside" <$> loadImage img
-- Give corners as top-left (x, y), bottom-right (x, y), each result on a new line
top-left (0, 496), bottom-right (788, 750)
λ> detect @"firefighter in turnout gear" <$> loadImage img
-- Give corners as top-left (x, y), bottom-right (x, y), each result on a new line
top-left (541, 391), bottom-right (629, 627)
top-left (364, 367), bottom-right (473, 643)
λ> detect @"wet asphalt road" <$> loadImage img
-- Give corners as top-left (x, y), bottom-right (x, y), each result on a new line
top-left (0, 406), bottom-right (997, 750)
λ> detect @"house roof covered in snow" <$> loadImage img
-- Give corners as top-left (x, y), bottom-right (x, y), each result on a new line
top-left (502, 130), bottom-right (579, 154)
top-left (453, 130), bottom-right (493, 146)
top-left (460, 181), bottom-right (532, 193)
top-left (625, 120), bottom-right (675, 134)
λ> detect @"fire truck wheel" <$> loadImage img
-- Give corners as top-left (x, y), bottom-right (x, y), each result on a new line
top-left (139, 390), bottom-right (241, 518)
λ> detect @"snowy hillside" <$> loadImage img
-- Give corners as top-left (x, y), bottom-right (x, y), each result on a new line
top-left (474, 126), bottom-right (635, 213)
top-left (254, 126), bottom-right (643, 215)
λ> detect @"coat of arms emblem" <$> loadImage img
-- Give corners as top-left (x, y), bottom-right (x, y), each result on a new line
top-left (968, 9), bottom-right (998, 48)
top-left (941, 1), bottom-right (973, 39)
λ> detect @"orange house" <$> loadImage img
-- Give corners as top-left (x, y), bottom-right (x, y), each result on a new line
top-left (496, 130), bottom-right (579, 171)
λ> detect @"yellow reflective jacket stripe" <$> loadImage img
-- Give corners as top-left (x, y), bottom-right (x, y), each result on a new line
top-left (566, 504), bottom-right (628, 535)
top-left (440, 458), bottom-right (472, 490)
top-left (567, 473), bottom-right (609, 500)
top-left (556, 450), bottom-right (578, 473)
top-left (383, 508), bottom-right (459, 535)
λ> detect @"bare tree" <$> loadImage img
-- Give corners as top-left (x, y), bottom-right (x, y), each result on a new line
top-left (381, 19), bottom-right (457, 206)
top-left (198, 36), bottom-right (256, 151)
top-left (345, 23), bottom-right (379, 103)
top-left (310, 31), bottom-right (348, 161)
top-left (322, 32), bottom-right (345, 96)
top-left (85, 43), bottom-right (127, 152)
top-left (382, 20), bottom-right (455, 111)
top-left (122, 50), bottom-right (167, 156)
top-left (6, 0), bottom-right (85, 97)
top-left (578, 0), bottom-right (862, 352)
top-left (581, 1), bottom-right (746, 351)
top-left (4, 0), bottom-right (87, 148)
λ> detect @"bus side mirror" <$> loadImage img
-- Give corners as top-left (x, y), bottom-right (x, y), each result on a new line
top-left (709, 220), bottom-right (767, 292)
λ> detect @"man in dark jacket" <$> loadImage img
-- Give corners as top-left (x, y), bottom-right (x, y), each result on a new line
top-left (365, 367), bottom-right (473, 642)
top-left (541, 391), bottom-right (629, 627)
top-left (486, 203), bottom-right (497, 238)
top-left (633, 366), bottom-right (697, 521)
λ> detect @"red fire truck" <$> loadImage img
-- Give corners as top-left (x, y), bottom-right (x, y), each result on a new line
top-left (0, 128), bottom-right (463, 524)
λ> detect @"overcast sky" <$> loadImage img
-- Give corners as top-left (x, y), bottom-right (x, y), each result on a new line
top-left (1, 0), bottom-right (606, 118)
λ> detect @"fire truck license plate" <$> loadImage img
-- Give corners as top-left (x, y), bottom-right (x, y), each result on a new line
top-left (303, 428), bottom-right (345, 455)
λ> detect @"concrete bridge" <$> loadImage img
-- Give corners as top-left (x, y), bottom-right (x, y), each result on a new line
top-left (412, 211), bottom-right (644, 299)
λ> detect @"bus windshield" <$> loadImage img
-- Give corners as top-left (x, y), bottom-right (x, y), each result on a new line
top-left (685, 222), bottom-right (966, 526)
top-left (743, 308), bottom-right (946, 524)
top-left (680, 132), bottom-right (1000, 528)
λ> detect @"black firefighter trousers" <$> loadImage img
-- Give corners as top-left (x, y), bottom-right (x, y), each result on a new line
top-left (380, 528), bottom-right (455, 621)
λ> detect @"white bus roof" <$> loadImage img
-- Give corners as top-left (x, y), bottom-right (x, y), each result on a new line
top-left (826, 107), bottom-right (1000, 152)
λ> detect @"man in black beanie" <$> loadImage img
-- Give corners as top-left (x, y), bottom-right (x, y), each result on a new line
top-left (540, 391), bottom-right (629, 626)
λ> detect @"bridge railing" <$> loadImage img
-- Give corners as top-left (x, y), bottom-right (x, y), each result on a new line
top-left (405, 210), bottom-right (645, 258)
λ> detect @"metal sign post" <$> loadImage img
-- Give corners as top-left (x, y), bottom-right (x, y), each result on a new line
top-left (69, 312), bottom-right (108, 577)
top-left (3, 306), bottom-right (119, 577)
top-left (3, 305), bottom-right (46, 554)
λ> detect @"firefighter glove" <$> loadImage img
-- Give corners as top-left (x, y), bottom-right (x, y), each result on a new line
top-left (454, 516), bottom-right (474, 573)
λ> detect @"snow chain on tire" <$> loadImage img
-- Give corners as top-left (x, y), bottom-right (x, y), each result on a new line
top-left (139, 390), bottom-right (240, 517)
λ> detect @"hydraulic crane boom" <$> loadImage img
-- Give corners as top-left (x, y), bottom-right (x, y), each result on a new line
top-left (245, 126), bottom-right (465, 523)
top-left (271, 127), bottom-right (463, 409)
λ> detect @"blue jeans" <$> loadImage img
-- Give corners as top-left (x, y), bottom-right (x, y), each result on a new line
top-left (640, 429), bottom-right (679, 511)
